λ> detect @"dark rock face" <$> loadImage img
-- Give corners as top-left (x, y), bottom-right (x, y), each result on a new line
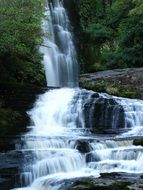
top-left (80, 68), bottom-right (143, 99)
top-left (0, 149), bottom-right (24, 189)
top-left (0, 178), bottom-right (14, 190)
top-left (70, 173), bottom-right (143, 190)
top-left (83, 92), bottom-right (125, 132)
top-left (0, 83), bottom-right (47, 136)
top-left (75, 140), bottom-right (91, 154)
top-left (0, 83), bottom-right (47, 189)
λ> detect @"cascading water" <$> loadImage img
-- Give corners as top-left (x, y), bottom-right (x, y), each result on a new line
top-left (40, 0), bottom-right (78, 87)
top-left (116, 97), bottom-right (143, 136)
top-left (12, 0), bottom-right (143, 190)
top-left (13, 90), bottom-right (143, 190)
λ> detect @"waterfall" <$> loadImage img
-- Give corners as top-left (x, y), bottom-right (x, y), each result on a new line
top-left (13, 90), bottom-right (143, 190)
top-left (12, 0), bottom-right (143, 190)
top-left (116, 97), bottom-right (143, 137)
top-left (40, 0), bottom-right (78, 87)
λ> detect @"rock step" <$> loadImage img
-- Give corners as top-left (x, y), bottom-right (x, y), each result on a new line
top-left (88, 159), bottom-right (143, 172)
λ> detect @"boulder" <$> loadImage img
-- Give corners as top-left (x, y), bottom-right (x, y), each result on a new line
top-left (70, 173), bottom-right (143, 190)
top-left (83, 93), bottom-right (125, 131)
top-left (80, 68), bottom-right (143, 99)
top-left (133, 138), bottom-right (143, 146)
top-left (75, 140), bottom-right (91, 153)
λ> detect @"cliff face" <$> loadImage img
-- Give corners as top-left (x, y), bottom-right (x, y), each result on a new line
top-left (80, 68), bottom-right (143, 99)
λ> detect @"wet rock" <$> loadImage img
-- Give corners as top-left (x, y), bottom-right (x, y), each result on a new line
top-left (83, 93), bottom-right (125, 131)
top-left (75, 140), bottom-right (91, 153)
top-left (70, 179), bottom-right (131, 190)
top-left (80, 68), bottom-right (143, 99)
top-left (70, 173), bottom-right (143, 190)
top-left (133, 138), bottom-right (143, 146)
top-left (0, 150), bottom-right (24, 189)
top-left (0, 177), bottom-right (15, 190)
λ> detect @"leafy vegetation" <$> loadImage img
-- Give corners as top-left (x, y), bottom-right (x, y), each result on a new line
top-left (74, 0), bottom-right (143, 73)
top-left (0, 0), bottom-right (46, 85)
top-left (80, 79), bottom-right (140, 98)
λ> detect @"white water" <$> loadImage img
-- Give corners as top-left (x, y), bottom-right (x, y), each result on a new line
top-left (40, 0), bottom-right (78, 87)
top-left (13, 89), bottom-right (143, 190)
top-left (116, 97), bottom-right (143, 137)
top-left (12, 0), bottom-right (143, 189)
top-left (14, 88), bottom-right (100, 190)
top-left (100, 93), bottom-right (143, 136)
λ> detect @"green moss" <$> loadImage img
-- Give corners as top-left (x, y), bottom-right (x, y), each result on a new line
top-left (106, 86), bottom-right (119, 95)
top-left (70, 180), bottom-right (96, 190)
top-left (119, 86), bottom-right (139, 99)
top-left (80, 80), bottom-right (140, 99)
top-left (0, 108), bottom-right (23, 127)
top-left (81, 80), bottom-right (107, 92)
top-left (111, 182), bottom-right (130, 190)
top-left (94, 80), bottom-right (107, 91)
top-left (70, 180), bottom-right (131, 190)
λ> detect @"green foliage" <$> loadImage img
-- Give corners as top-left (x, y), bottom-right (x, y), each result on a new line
top-left (130, 0), bottom-right (143, 15)
top-left (75, 0), bottom-right (143, 73)
top-left (0, 108), bottom-right (23, 127)
top-left (81, 79), bottom-right (139, 99)
top-left (0, 0), bottom-right (45, 85)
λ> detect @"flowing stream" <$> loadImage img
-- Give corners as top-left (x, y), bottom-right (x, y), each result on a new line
top-left (13, 0), bottom-right (143, 189)
top-left (40, 0), bottom-right (78, 87)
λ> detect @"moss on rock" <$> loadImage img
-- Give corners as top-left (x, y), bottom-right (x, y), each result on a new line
top-left (80, 79), bottom-right (140, 99)
top-left (70, 179), bottom-right (96, 190)
top-left (70, 179), bottom-right (131, 190)
top-left (80, 68), bottom-right (143, 99)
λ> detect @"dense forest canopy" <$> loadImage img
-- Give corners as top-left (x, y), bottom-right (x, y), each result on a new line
top-left (0, 0), bottom-right (45, 85)
top-left (74, 0), bottom-right (143, 73)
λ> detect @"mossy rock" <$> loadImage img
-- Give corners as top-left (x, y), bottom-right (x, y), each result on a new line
top-left (70, 179), bottom-right (131, 190)
top-left (133, 138), bottom-right (143, 146)
top-left (80, 80), bottom-right (140, 99)
top-left (70, 179), bottom-right (96, 190)
top-left (111, 181), bottom-right (130, 190)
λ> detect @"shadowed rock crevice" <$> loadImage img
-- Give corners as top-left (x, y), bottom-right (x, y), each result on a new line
top-left (83, 92), bottom-right (125, 132)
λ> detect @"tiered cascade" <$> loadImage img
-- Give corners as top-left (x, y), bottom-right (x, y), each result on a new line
top-left (12, 0), bottom-right (143, 190)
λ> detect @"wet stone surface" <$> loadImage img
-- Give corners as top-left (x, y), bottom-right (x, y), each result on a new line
top-left (70, 173), bottom-right (143, 190)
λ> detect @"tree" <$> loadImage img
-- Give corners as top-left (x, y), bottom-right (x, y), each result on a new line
top-left (75, 0), bottom-right (143, 72)
top-left (0, 0), bottom-right (45, 85)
